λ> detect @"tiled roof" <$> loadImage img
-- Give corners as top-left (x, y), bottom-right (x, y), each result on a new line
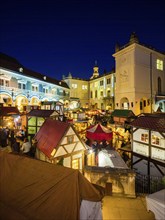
top-left (0, 53), bottom-right (69, 89)
top-left (130, 115), bottom-right (165, 132)
top-left (111, 109), bottom-right (135, 117)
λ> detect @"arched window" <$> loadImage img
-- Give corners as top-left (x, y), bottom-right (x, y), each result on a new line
top-left (158, 77), bottom-right (161, 94)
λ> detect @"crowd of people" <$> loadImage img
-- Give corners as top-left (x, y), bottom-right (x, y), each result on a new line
top-left (0, 127), bottom-right (36, 158)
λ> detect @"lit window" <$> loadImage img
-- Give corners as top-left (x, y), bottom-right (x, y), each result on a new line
top-left (156, 59), bottom-right (163, 70)
top-left (151, 135), bottom-right (160, 146)
top-left (82, 85), bottom-right (87, 90)
top-left (141, 133), bottom-right (148, 143)
top-left (72, 84), bottom-right (77, 89)
top-left (72, 159), bottom-right (79, 169)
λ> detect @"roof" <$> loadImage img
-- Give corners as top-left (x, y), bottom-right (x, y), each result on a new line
top-left (0, 53), bottom-right (69, 89)
top-left (111, 109), bottom-right (135, 117)
top-left (27, 109), bottom-right (56, 117)
top-left (86, 123), bottom-right (113, 141)
top-left (130, 115), bottom-right (165, 132)
top-left (35, 119), bottom-right (71, 157)
top-left (0, 151), bottom-right (103, 220)
top-left (100, 149), bottom-right (129, 169)
top-left (0, 106), bottom-right (20, 116)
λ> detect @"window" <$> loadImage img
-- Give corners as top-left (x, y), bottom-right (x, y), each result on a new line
top-left (67, 135), bottom-right (74, 144)
top-left (100, 91), bottom-right (103, 96)
top-left (141, 133), bottom-right (148, 143)
top-left (107, 90), bottom-right (111, 96)
top-left (5, 80), bottom-right (9, 87)
top-left (107, 78), bottom-right (111, 84)
top-left (158, 77), bottom-right (161, 94)
top-left (72, 84), bottom-right (77, 89)
top-left (0, 79), bottom-right (9, 87)
top-left (82, 85), bottom-right (87, 90)
top-left (72, 158), bottom-right (79, 169)
top-left (43, 88), bottom-right (48, 93)
top-left (0, 79), bottom-right (4, 86)
top-left (151, 135), bottom-right (160, 146)
top-left (91, 91), bottom-right (93, 98)
top-left (95, 90), bottom-right (97, 98)
top-left (100, 80), bottom-right (103, 86)
top-left (32, 85), bottom-right (38, 92)
top-left (18, 83), bottom-right (21, 89)
top-left (156, 59), bottom-right (163, 70)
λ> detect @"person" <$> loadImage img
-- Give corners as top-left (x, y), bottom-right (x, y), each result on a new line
top-left (12, 138), bottom-right (20, 153)
top-left (0, 128), bottom-right (8, 148)
top-left (30, 138), bottom-right (37, 158)
top-left (21, 138), bottom-right (31, 156)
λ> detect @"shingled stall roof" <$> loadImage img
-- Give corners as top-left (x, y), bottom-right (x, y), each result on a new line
top-left (111, 109), bottom-right (135, 118)
top-left (130, 114), bottom-right (165, 132)
top-left (27, 109), bottom-right (56, 118)
top-left (0, 53), bottom-right (69, 89)
top-left (0, 106), bottom-right (20, 116)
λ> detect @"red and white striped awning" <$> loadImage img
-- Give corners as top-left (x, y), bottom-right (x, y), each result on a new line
top-left (86, 123), bottom-right (113, 141)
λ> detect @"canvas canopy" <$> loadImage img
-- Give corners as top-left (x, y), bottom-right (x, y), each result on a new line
top-left (0, 151), bottom-right (103, 220)
top-left (86, 123), bottom-right (113, 141)
top-left (146, 189), bottom-right (165, 220)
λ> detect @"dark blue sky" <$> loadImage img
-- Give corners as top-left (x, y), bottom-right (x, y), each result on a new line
top-left (1, 0), bottom-right (165, 80)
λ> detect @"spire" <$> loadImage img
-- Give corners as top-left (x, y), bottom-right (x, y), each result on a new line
top-left (90, 61), bottom-right (99, 79)
top-left (129, 32), bottom-right (139, 44)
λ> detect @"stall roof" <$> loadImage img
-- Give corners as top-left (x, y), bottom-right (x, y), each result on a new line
top-left (0, 106), bottom-right (20, 116)
top-left (27, 109), bottom-right (56, 117)
top-left (111, 109), bottom-right (135, 118)
top-left (130, 114), bottom-right (165, 132)
top-left (35, 119), bottom-right (71, 158)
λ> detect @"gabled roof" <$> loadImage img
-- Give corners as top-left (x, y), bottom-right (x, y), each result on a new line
top-left (27, 109), bottom-right (56, 117)
top-left (35, 119), bottom-right (71, 157)
top-left (0, 53), bottom-right (69, 89)
top-left (130, 114), bottom-right (165, 132)
top-left (111, 109), bottom-right (135, 117)
top-left (0, 106), bottom-right (20, 116)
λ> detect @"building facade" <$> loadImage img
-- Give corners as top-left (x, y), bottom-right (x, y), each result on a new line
top-left (1, 33), bottom-right (165, 116)
top-left (0, 53), bottom-right (70, 112)
top-left (113, 32), bottom-right (165, 115)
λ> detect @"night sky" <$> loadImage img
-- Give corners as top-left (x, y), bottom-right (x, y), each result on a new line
top-left (1, 0), bottom-right (165, 80)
